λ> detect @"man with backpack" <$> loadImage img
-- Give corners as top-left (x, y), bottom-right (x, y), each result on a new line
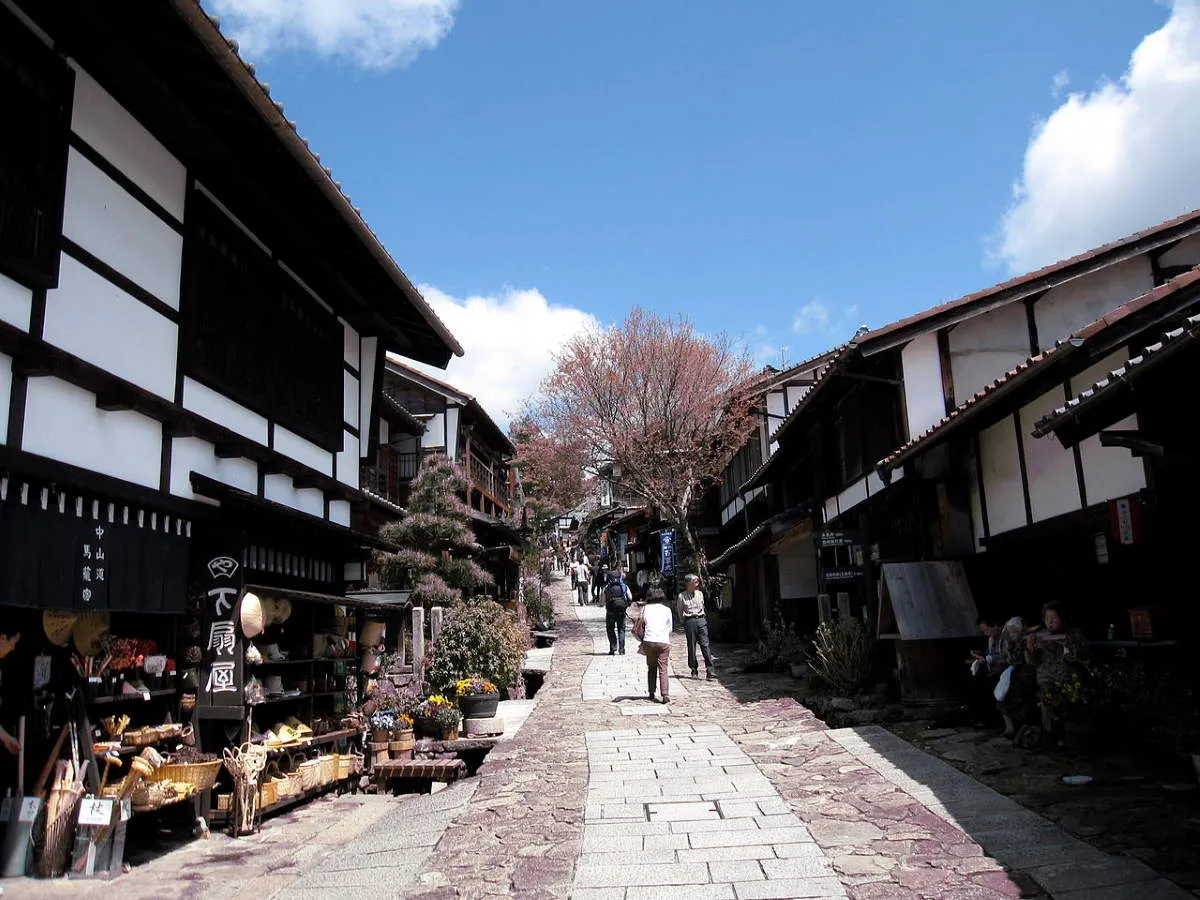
top-left (604, 569), bottom-right (632, 655)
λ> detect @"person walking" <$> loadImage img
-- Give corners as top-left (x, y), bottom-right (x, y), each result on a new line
top-left (604, 569), bottom-right (632, 655)
top-left (677, 574), bottom-right (716, 680)
top-left (639, 588), bottom-right (674, 703)
top-left (591, 563), bottom-right (606, 603)
top-left (574, 558), bottom-right (590, 606)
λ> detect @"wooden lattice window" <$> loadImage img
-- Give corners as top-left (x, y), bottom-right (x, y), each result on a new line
top-left (179, 190), bottom-right (342, 451)
top-left (0, 6), bottom-right (73, 289)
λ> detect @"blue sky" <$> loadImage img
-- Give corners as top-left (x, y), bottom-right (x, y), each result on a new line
top-left (209, 0), bottom-right (1200, 421)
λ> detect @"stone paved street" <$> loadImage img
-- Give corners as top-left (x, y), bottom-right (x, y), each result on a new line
top-left (5, 578), bottom-right (1192, 899)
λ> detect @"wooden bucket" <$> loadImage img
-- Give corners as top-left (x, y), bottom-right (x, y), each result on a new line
top-left (389, 729), bottom-right (415, 760)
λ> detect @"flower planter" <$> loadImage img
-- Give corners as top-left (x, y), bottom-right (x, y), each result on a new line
top-left (389, 729), bottom-right (415, 760)
top-left (371, 728), bottom-right (391, 743)
top-left (458, 692), bottom-right (500, 720)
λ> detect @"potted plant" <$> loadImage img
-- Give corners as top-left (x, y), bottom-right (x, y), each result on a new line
top-left (369, 709), bottom-right (397, 743)
top-left (416, 695), bottom-right (462, 740)
top-left (456, 676), bottom-right (500, 720)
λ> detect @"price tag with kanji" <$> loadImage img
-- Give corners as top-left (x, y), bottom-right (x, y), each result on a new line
top-left (18, 797), bottom-right (41, 822)
top-left (120, 798), bottom-right (132, 822)
top-left (77, 797), bottom-right (113, 827)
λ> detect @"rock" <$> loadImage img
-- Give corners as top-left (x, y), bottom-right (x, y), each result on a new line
top-left (830, 696), bottom-right (857, 711)
top-left (835, 854), bottom-right (897, 876)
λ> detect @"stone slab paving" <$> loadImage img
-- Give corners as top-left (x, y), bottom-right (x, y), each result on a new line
top-left (828, 726), bottom-right (1192, 900)
top-left (573, 724), bottom-right (845, 898)
top-left (578, 602), bottom-right (690, 704)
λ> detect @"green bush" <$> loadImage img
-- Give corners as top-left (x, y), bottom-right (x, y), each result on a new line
top-left (522, 575), bottom-right (554, 630)
top-left (808, 618), bottom-right (874, 694)
top-left (424, 596), bottom-right (530, 696)
top-left (746, 608), bottom-right (806, 672)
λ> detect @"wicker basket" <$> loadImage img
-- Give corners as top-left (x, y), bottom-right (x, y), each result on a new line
top-left (317, 754), bottom-right (337, 784)
top-left (216, 793), bottom-right (233, 811)
top-left (336, 754), bottom-right (351, 780)
top-left (261, 777), bottom-right (278, 808)
top-left (298, 760), bottom-right (321, 792)
top-left (284, 772), bottom-right (303, 798)
top-left (151, 759), bottom-right (222, 792)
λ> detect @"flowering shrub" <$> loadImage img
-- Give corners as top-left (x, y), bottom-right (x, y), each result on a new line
top-left (369, 710), bottom-right (396, 731)
top-left (424, 596), bottom-right (529, 696)
top-left (417, 694), bottom-right (461, 728)
top-left (455, 676), bottom-right (498, 697)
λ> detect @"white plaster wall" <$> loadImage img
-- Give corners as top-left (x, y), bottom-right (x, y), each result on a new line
top-left (274, 425), bottom-right (332, 475)
top-left (329, 499), bottom-right (351, 527)
top-left (168, 436), bottom-right (257, 502)
top-left (263, 474), bottom-right (324, 518)
top-left (1018, 387), bottom-right (1081, 522)
top-left (0, 353), bottom-right (11, 441)
top-left (948, 302), bottom-right (1030, 406)
top-left (1034, 258), bottom-right (1153, 352)
top-left (836, 476), bottom-right (868, 517)
top-left (901, 331), bottom-right (946, 438)
top-left (62, 149), bottom-right (183, 308)
top-left (68, 66), bottom-right (187, 222)
top-left (422, 413), bottom-right (446, 450)
top-left (785, 385), bottom-right (809, 410)
top-left (767, 391), bottom-right (786, 454)
top-left (776, 535), bottom-right (818, 598)
top-left (1157, 233), bottom-right (1200, 268)
top-left (182, 377), bottom-right (269, 445)
top-left (358, 336), bottom-right (378, 458)
top-left (966, 442), bottom-right (986, 552)
top-left (343, 370), bottom-right (359, 429)
top-left (342, 320), bottom-right (360, 371)
top-left (979, 416), bottom-right (1026, 536)
top-left (445, 407), bottom-right (460, 460)
top-left (1070, 350), bottom-right (1146, 504)
top-left (22, 378), bottom-right (161, 488)
top-left (44, 256), bottom-right (177, 399)
top-left (336, 428), bottom-right (359, 488)
top-left (0, 272), bottom-right (32, 332)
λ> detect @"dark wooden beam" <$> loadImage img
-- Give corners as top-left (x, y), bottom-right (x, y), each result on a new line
top-left (839, 372), bottom-right (903, 388)
top-left (1098, 430), bottom-right (1164, 457)
top-left (213, 442), bottom-right (243, 459)
top-left (95, 389), bottom-right (134, 411)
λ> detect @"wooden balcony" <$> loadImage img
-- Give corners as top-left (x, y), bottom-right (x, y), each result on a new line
top-left (468, 453), bottom-right (511, 515)
top-left (361, 449), bottom-right (419, 508)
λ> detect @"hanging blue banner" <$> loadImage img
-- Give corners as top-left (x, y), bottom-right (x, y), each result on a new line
top-left (659, 529), bottom-right (676, 577)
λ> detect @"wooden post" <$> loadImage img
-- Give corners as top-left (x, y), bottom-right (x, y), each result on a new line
top-left (817, 593), bottom-right (832, 623)
top-left (411, 607), bottom-right (426, 679)
top-left (836, 592), bottom-right (851, 621)
top-left (430, 606), bottom-right (444, 644)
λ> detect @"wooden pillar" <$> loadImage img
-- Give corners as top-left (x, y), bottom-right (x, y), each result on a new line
top-left (430, 605), bottom-right (444, 643)
top-left (411, 607), bottom-right (426, 678)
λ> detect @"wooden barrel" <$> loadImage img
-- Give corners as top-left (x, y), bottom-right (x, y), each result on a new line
top-left (389, 729), bottom-right (415, 760)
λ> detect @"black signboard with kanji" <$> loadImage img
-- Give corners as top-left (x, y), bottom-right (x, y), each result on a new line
top-left (197, 549), bottom-right (245, 714)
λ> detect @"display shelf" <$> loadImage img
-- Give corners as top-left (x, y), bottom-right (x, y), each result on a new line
top-left (91, 689), bottom-right (178, 705)
top-left (249, 693), bottom-right (311, 706)
top-left (310, 690), bottom-right (348, 697)
top-left (251, 658), bottom-right (316, 666)
top-left (251, 728), bottom-right (362, 757)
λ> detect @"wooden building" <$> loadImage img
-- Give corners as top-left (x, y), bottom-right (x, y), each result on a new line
top-left (0, 0), bottom-right (461, 837)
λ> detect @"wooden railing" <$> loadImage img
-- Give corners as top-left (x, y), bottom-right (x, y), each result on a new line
top-left (361, 450), bottom-right (419, 506)
top-left (469, 454), bottom-right (510, 508)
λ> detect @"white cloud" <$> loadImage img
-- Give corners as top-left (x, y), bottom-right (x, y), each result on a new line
top-left (1050, 69), bottom-right (1070, 99)
top-left (996, 0), bottom-right (1200, 273)
top-left (791, 300), bottom-right (860, 337)
top-left (792, 300), bottom-right (831, 335)
top-left (206, 0), bottom-right (458, 69)
top-left (407, 285), bottom-right (599, 428)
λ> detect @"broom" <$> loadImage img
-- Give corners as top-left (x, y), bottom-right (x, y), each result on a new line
top-left (35, 757), bottom-right (87, 878)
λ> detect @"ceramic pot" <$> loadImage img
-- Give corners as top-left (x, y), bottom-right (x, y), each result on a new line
top-left (458, 693), bottom-right (500, 720)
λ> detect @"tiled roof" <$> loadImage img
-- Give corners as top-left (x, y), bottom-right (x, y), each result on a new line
top-left (856, 207), bottom-right (1200, 355)
top-left (876, 267), bottom-right (1200, 472)
top-left (1033, 310), bottom-right (1200, 439)
top-left (766, 342), bottom-right (857, 445)
top-left (709, 522), bottom-right (770, 570)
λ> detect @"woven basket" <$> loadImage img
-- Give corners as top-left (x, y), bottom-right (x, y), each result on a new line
top-left (317, 754), bottom-right (337, 784)
top-left (298, 760), bottom-right (321, 792)
top-left (216, 793), bottom-right (233, 811)
top-left (336, 754), bottom-right (351, 780)
top-left (151, 759), bottom-right (222, 792)
top-left (283, 772), bottom-right (303, 798)
top-left (261, 777), bottom-right (278, 808)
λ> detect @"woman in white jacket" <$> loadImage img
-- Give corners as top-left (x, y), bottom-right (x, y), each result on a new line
top-left (639, 588), bottom-right (675, 704)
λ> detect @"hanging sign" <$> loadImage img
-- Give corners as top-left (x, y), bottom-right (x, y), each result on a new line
top-left (824, 568), bottom-right (863, 582)
top-left (198, 547), bottom-right (245, 711)
top-left (1110, 497), bottom-right (1138, 546)
top-left (817, 530), bottom-right (859, 549)
top-left (659, 529), bottom-right (677, 577)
